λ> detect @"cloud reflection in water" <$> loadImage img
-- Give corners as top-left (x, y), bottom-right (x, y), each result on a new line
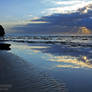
top-left (46, 55), bottom-right (92, 69)
top-left (11, 42), bottom-right (92, 69)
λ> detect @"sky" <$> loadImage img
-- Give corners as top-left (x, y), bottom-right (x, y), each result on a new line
top-left (0, 0), bottom-right (92, 27)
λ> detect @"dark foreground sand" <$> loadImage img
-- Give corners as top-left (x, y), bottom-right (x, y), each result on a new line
top-left (0, 51), bottom-right (67, 92)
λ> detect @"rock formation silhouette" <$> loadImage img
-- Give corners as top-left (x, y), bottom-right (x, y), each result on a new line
top-left (0, 25), bottom-right (10, 50)
top-left (0, 25), bottom-right (5, 37)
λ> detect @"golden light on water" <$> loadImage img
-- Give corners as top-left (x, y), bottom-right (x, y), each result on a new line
top-left (12, 45), bottom-right (49, 49)
top-left (46, 55), bottom-right (92, 69)
top-left (12, 44), bottom-right (92, 69)
top-left (29, 46), bottom-right (49, 49)
top-left (56, 65), bottom-right (80, 68)
top-left (83, 56), bottom-right (87, 60)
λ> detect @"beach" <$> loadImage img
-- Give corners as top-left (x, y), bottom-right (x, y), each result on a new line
top-left (0, 36), bottom-right (92, 92)
top-left (1, 1), bottom-right (92, 92)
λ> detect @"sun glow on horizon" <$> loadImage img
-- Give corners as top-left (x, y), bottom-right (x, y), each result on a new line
top-left (78, 27), bottom-right (91, 34)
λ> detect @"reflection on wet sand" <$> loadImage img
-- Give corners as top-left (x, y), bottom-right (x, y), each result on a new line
top-left (56, 65), bottom-right (80, 68)
top-left (11, 44), bottom-right (92, 68)
top-left (23, 43), bottom-right (92, 69)
top-left (12, 43), bottom-right (92, 69)
top-left (46, 55), bottom-right (92, 69)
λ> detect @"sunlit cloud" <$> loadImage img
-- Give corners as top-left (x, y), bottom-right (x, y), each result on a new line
top-left (42, 0), bottom-right (92, 14)
top-left (55, 0), bottom-right (84, 5)
top-left (30, 17), bottom-right (48, 24)
top-left (30, 21), bottom-right (48, 24)
top-left (78, 27), bottom-right (91, 34)
top-left (54, 0), bottom-right (92, 5)
top-left (31, 17), bottom-right (40, 20)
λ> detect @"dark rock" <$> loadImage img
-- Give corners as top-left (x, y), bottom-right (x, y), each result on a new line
top-left (0, 25), bottom-right (10, 50)
top-left (0, 25), bottom-right (5, 36)
top-left (0, 43), bottom-right (11, 50)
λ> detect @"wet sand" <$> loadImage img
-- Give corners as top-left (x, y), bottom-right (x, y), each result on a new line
top-left (0, 51), bottom-right (67, 92)
top-left (9, 41), bottom-right (92, 92)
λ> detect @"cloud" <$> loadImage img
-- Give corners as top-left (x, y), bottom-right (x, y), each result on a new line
top-left (30, 21), bottom-right (48, 24)
top-left (12, 3), bottom-right (92, 35)
top-left (31, 17), bottom-right (40, 20)
top-left (42, 0), bottom-right (92, 14)
top-left (55, 0), bottom-right (84, 5)
top-left (27, 14), bottom-right (33, 17)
